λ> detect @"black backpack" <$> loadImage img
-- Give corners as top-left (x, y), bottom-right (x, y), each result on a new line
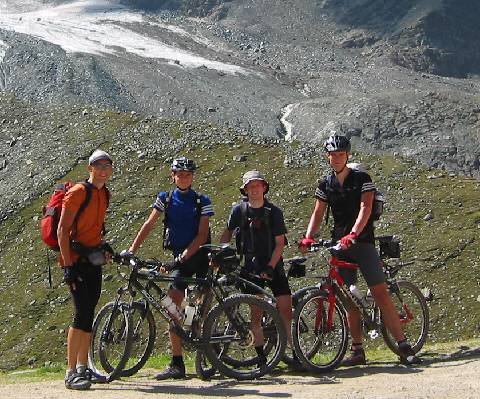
top-left (162, 190), bottom-right (211, 250)
top-left (235, 198), bottom-right (287, 261)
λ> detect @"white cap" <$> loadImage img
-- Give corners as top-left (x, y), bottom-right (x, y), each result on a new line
top-left (89, 149), bottom-right (112, 165)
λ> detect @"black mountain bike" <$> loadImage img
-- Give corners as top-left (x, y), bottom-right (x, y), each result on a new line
top-left (292, 237), bottom-right (429, 373)
top-left (88, 245), bottom-right (287, 381)
top-left (194, 249), bottom-right (309, 379)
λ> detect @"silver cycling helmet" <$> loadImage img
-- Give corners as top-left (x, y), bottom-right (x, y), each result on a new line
top-left (171, 156), bottom-right (197, 172)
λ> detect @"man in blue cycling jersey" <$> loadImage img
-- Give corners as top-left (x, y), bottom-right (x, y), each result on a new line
top-left (126, 157), bottom-right (214, 379)
top-left (299, 134), bottom-right (421, 366)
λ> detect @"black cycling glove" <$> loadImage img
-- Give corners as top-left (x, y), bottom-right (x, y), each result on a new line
top-left (261, 265), bottom-right (275, 280)
top-left (63, 266), bottom-right (77, 285)
top-left (164, 258), bottom-right (182, 272)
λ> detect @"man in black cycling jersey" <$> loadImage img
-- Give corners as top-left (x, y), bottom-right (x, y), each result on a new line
top-left (299, 135), bottom-right (421, 366)
top-left (220, 170), bottom-right (293, 367)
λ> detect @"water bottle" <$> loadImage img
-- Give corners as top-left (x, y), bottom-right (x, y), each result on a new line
top-left (183, 305), bottom-right (196, 329)
top-left (160, 294), bottom-right (183, 322)
top-left (349, 285), bottom-right (369, 308)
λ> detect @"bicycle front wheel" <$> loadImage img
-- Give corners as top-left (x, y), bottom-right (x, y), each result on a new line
top-left (202, 294), bottom-right (286, 380)
top-left (381, 280), bottom-right (429, 355)
top-left (292, 289), bottom-right (348, 373)
top-left (195, 350), bottom-right (217, 380)
top-left (88, 301), bottom-right (132, 382)
top-left (120, 301), bottom-right (156, 377)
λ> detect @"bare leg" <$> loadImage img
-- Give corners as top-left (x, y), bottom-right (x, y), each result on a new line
top-left (76, 331), bottom-right (91, 366)
top-left (370, 282), bottom-right (405, 342)
top-left (275, 294), bottom-right (293, 345)
top-left (67, 327), bottom-right (83, 370)
top-left (168, 288), bottom-right (185, 357)
top-left (345, 298), bottom-right (363, 345)
top-left (250, 303), bottom-right (265, 346)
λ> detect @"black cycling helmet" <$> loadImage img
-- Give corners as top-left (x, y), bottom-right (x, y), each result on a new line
top-left (324, 134), bottom-right (351, 153)
top-left (171, 156), bottom-right (197, 172)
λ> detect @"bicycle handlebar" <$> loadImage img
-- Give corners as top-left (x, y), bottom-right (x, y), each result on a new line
top-left (112, 252), bottom-right (163, 271)
top-left (309, 239), bottom-right (339, 252)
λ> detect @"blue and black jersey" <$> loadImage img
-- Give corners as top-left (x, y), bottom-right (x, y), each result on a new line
top-left (153, 188), bottom-right (214, 254)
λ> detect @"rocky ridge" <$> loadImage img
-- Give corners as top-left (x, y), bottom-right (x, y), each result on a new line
top-left (0, 0), bottom-right (479, 182)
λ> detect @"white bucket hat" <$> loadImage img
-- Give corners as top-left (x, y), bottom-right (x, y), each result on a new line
top-left (240, 170), bottom-right (269, 195)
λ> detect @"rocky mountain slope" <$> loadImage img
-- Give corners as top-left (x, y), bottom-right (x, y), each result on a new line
top-left (0, 0), bottom-right (479, 193)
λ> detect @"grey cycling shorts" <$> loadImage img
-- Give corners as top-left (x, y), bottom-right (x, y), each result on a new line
top-left (335, 242), bottom-right (386, 287)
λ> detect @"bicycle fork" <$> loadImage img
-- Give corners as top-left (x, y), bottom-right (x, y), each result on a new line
top-left (102, 287), bottom-right (129, 345)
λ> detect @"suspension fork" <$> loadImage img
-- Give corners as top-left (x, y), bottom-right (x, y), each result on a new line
top-left (101, 285), bottom-right (129, 341)
top-left (213, 287), bottom-right (250, 337)
top-left (313, 283), bottom-right (337, 332)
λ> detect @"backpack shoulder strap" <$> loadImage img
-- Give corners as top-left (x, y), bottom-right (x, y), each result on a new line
top-left (71, 182), bottom-right (93, 239)
top-left (262, 201), bottom-right (273, 256)
top-left (163, 191), bottom-right (172, 220)
top-left (194, 191), bottom-right (203, 219)
top-left (238, 200), bottom-right (249, 259)
top-left (240, 199), bottom-right (249, 229)
top-left (162, 191), bottom-right (172, 249)
top-left (324, 174), bottom-right (335, 226)
top-left (77, 182), bottom-right (93, 216)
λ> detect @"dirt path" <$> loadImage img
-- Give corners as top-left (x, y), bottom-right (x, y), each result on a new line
top-left (1, 349), bottom-right (479, 399)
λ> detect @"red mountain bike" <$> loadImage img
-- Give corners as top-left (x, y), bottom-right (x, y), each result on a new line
top-left (292, 237), bottom-right (429, 373)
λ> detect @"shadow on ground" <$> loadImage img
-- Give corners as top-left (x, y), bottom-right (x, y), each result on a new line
top-left (93, 345), bottom-right (480, 396)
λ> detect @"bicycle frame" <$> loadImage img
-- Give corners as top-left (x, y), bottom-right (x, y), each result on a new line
top-left (317, 255), bottom-right (416, 337)
top-left (114, 262), bottom-right (271, 349)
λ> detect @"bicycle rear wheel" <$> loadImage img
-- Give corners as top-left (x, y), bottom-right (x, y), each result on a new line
top-left (381, 280), bottom-right (429, 355)
top-left (202, 294), bottom-right (286, 380)
top-left (292, 289), bottom-right (348, 373)
top-left (120, 301), bottom-right (156, 377)
top-left (88, 301), bottom-right (132, 382)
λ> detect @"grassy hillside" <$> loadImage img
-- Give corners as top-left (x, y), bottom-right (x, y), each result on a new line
top-left (0, 110), bottom-right (479, 370)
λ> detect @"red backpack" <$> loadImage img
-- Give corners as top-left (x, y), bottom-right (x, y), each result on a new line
top-left (41, 182), bottom-right (93, 251)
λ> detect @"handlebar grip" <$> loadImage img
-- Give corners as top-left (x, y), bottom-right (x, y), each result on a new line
top-left (309, 239), bottom-right (337, 251)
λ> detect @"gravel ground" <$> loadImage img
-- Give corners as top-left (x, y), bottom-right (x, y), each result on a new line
top-left (1, 353), bottom-right (479, 399)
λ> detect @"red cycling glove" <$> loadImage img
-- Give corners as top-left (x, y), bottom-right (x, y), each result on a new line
top-left (298, 237), bottom-right (316, 249)
top-left (340, 232), bottom-right (358, 249)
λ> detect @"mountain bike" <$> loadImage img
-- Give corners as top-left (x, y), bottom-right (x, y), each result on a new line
top-left (194, 251), bottom-right (309, 378)
top-left (88, 246), bottom-right (287, 381)
top-left (292, 237), bottom-right (429, 373)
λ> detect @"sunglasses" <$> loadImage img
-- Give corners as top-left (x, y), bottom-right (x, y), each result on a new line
top-left (91, 162), bottom-right (113, 170)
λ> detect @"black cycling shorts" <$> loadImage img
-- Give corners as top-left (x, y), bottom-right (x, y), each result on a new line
top-left (169, 250), bottom-right (209, 291)
top-left (69, 260), bottom-right (102, 333)
top-left (335, 242), bottom-right (386, 287)
top-left (240, 258), bottom-right (291, 297)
